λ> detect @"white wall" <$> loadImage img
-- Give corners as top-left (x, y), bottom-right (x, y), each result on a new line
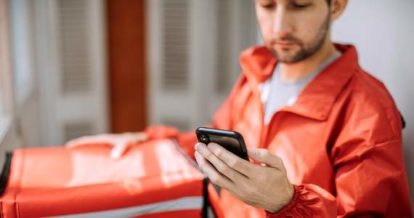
top-left (332, 0), bottom-right (414, 205)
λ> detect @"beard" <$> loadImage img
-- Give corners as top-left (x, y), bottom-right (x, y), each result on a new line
top-left (267, 14), bottom-right (331, 64)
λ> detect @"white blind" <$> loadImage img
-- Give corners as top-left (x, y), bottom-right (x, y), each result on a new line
top-left (64, 121), bottom-right (93, 142)
top-left (57, 0), bottom-right (91, 94)
top-left (0, 0), bottom-right (12, 117)
top-left (215, 0), bottom-right (233, 94)
top-left (161, 117), bottom-right (189, 131)
top-left (162, 0), bottom-right (190, 91)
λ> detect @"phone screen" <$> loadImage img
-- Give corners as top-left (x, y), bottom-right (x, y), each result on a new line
top-left (196, 127), bottom-right (248, 160)
top-left (206, 134), bottom-right (247, 160)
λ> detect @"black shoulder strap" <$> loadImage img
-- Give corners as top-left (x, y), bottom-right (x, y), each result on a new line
top-left (401, 115), bottom-right (406, 129)
top-left (0, 152), bottom-right (13, 196)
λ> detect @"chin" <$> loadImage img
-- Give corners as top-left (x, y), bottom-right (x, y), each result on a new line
top-left (274, 50), bottom-right (298, 63)
top-left (277, 57), bottom-right (297, 64)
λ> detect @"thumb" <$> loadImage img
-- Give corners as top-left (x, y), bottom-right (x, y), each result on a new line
top-left (248, 148), bottom-right (284, 170)
top-left (110, 140), bottom-right (129, 160)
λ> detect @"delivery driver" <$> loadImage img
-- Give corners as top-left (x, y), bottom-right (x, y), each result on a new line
top-left (68, 0), bottom-right (413, 217)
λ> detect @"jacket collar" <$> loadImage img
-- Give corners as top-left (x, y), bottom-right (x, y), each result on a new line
top-left (240, 44), bottom-right (359, 121)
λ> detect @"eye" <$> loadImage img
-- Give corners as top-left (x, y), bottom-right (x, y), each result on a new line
top-left (290, 2), bottom-right (311, 9)
top-left (259, 0), bottom-right (275, 9)
top-left (263, 4), bottom-right (274, 9)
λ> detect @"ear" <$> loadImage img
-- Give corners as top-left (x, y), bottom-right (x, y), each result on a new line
top-left (330, 0), bottom-right (348, 21)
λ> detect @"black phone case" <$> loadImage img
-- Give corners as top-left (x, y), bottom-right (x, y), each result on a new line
top-left (195, 127), bottom-right (248, 160)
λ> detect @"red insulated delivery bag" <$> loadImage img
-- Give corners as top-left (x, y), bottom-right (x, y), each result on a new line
top-left (0, 139), bottom-right (208, 218)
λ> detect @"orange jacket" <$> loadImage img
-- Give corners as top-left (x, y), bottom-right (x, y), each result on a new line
top-left (146, 44), bottom-right (413, 217)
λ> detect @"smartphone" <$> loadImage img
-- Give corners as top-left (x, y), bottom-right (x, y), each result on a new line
top-left (195, 127), bottom-right (248, 160)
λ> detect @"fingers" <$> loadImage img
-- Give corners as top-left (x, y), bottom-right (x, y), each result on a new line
top-left (110, 140), bottom-right (129, 159)
top-left (66, 137), bottom-right (89, 147)
top-left (247, 148), bottom-right (285, 171)
top-left (122, 132), bottom-right (148, 143)
top-left (66, 139), bottom-right (84, 147)
top-left (195, 143), bottom-right (246, 181)
top-left (66, 134), bottom-right (112, 147)
top-left (66, 138), bottom-right (92, 147)
top-left (66, 132), bottom-right (148, 159)
top-left (207, 143), bottom-right (253, 177)
top-left (110, 133), bottom-right (147, 159)
top-left (194, 151), bottom-right (233, 189)
top-left (135, 132), bottom-right (149, 141)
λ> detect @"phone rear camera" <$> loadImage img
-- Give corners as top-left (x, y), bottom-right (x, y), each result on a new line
top-left (200, 135), bottom-right (208, 143)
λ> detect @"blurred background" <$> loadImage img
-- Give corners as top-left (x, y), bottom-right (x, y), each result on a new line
top-left (0, 0), bottom-right (413, 206)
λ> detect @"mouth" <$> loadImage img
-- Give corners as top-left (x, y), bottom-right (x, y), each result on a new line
top-left (275, 39), bottom-right (295, 45)
top-left (274, 41), bottom-right (296, 49)
top-left (276, 40), bottom-right (295, 45)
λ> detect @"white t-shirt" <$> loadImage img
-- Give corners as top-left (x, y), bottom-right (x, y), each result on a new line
top-left (261, 51), bottom-right (341, 124)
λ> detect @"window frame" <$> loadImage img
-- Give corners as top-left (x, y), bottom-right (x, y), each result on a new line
top-left (10, 0), bottom-right (36, 107)
top-left (0, 0), bottom-right (14, 138)
top-left (0, 0), bottom-right (20, 166)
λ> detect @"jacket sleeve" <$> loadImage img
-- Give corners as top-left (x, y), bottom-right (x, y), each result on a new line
top-left (267, 139), bottom-right (412, 218)
top-left (267, 100), bottom-right (412, 217)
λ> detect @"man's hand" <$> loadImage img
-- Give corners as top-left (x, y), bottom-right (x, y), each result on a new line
top-left (66, 132), bottom-right (148, 159)
top-left (194, 142), bottom-right (294, 213)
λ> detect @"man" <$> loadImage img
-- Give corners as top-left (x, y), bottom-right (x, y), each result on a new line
top-left (69, 0), bottom-right (413, 216)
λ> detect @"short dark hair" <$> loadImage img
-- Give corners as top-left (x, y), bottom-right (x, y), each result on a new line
top-left (326, 0), bottom-right (332, 6)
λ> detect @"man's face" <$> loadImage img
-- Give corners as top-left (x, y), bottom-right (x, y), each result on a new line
top-left (255, 0), bottom-right (331, 63)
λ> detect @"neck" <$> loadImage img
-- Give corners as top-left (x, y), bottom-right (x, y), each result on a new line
top-left (280, 40), bottom-right (337, 82)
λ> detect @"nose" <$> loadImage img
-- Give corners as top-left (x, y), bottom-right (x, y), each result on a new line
top-left (272, 8), bottom-right (292, 38)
